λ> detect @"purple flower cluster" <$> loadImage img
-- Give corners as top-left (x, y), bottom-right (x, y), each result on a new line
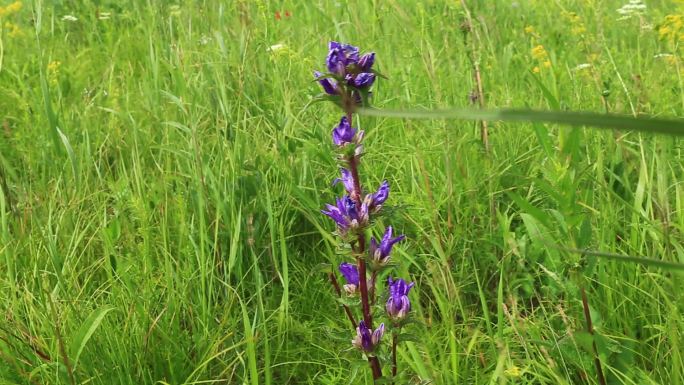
top-left (314, 41), bottom-right (377, 107)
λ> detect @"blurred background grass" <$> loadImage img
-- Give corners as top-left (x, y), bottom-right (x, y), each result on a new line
top-left (0, 0), bottom-right (683, 383)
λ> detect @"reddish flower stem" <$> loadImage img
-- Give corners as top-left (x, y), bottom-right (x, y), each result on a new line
top-left (346, 112), bottom-right (382, 380)
top-left (392, 331), bottom-right (398, 381)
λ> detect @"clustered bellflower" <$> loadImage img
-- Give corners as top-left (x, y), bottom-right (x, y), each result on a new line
top-left (352, 321), bottom-right (385, 353)
top-left (316, 41), bottom-right (415, 379)
top-left (314, 41), bottom-right (377, 107)
top-left (339, 262), bottom-right (359, 295)
top-left (386, 277), bottom-right (414, 321)
top-left (321, 196), bottom-right (369, 235)
top-left (369, 226), bottom-right (405, 269)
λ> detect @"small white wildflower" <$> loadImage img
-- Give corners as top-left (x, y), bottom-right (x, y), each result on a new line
top-left (268, 43), bottom-right (286, 53)
top-left (573, 63), bottom-right (592, 71)
top-left (617, 0), bottom-right (646, 18)
top-left (62, 15), bottom-right (78, 22)
top-left (199, 35), bottom-right (212, 45)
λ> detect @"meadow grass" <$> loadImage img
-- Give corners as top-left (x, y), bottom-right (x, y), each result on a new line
top-left (0, 0), bottom-right (683, 383)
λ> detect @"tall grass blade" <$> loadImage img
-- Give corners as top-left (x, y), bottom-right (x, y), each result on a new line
top-left (357, 108), bottom-right (684, 136)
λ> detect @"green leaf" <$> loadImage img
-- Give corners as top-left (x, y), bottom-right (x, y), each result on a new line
top-left (396, 333), bottom-right (421, 343)
top-left (69, 306), bottom-right (114, 369)
top-left (559, 247), bottom-right (684, 271)
top-left (311, 262), bottom-right (333, 275)
top-left (356, 107), bottom-right (684, 136)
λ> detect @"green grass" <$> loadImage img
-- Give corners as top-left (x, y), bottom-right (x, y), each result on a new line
top-left (0, 0), bottom-right (683, 383)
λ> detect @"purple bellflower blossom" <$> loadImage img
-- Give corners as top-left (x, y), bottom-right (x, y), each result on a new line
top-left (339, 262), bottom-right (359, 295)
top-left (332, 116), bottom-right (364, 147)
top-left (368, 180), bottom-right (389, 211)
top-left (352, 320), bottom-right (385, 353)
top-left (321, 196), bottom-right (369, 234)
top-left (386, 277), bottom-right (414, 321)
top-left (346, 72), bottom-right (376, 88)
top-left (369, 226), bottom-right (405, 268)
top-left (314, 71), bottom-right (339, 95)
top-left (333, 168), bottom-right (355, 195)
top-left (357, 52), bottom-right (375, 71)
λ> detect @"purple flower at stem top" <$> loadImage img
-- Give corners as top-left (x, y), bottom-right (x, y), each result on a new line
top-left (369, 226), bottom-right (405, 268)
top-left (352, 320), bottom-right (385, 353)
top-left (315, 41), bottom-right (377, 106)
top-left (327, 41), bottom-right (360, 76)
top-left (386, 277), bottom-right (414, 321)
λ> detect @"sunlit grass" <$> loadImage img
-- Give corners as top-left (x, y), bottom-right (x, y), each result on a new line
top-left (0, 0), bottom-right (682, 384)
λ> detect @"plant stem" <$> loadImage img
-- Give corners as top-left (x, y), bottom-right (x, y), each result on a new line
top-left (370, 270), bottom-right (378, 305)
top-left (392, 330), bottom-right (398, 381)
top-left (581, 287), bottom-right (607, 385)
top-left (345, 109), bottom-right (382, 380)
top-left (328, 271), bottom-right (357, 328)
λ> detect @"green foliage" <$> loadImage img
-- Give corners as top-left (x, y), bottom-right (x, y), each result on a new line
top-left (0, 0), bottom-right (682, 384)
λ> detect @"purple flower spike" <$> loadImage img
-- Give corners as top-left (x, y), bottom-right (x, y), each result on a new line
top-left (339, 262), bottom-right (359, 295)
top-left (314, 71), bottom-right (338, 95)
top-left (369, 226), bottom-right (405, 267)
top-left (358, 52), bottom-right (375, 71)
top-left (386, 277), bottom-right (414, 321)
top-left (333, 168), bottom-right (355, 195)
top-left (369, 180), bottom-right (389, 211)
top-left (352, 320), bottom-right (385, 352)
top-left (332, 116), bottom-right (357, 146)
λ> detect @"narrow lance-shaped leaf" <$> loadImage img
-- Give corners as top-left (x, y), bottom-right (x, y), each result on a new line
top-left (356, 107), bottom-right (684, 136)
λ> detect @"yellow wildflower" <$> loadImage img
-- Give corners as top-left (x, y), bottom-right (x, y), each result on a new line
top-left (504, 365), bottom-right (522, 377)
top-left (659, 14), bottom-right (684, 46)
top-left (0, 1), bottom-right (22, 17)
top-left (572, 25), bottom-right (586, 35)
top-left (543, 60), bottom-right (552, 68)
top-left (47, 60), bottom-right (61, 73)
top-left (4, 21), bottom-right (21, 37)
top-left (563, 11), bottom-right (581, 23)
top-left (531, 45), bottom-right (547, 60)
top-left (524, 25), bottom-right (535, 34)
top-left (533, 66), bottom-right (540, 74)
